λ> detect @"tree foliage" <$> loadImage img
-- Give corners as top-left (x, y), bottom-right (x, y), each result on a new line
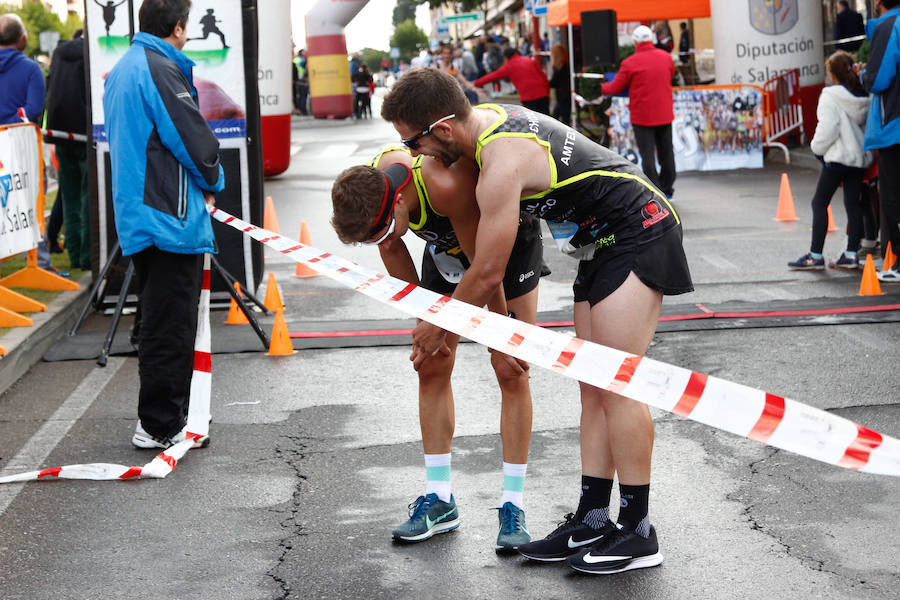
top-left (0, 2), bottom-right (83, 57)
top-left (359, 47), bottom-right (391, 72)
top-left (392, 0), bottom-right (417, 27)
top-left (390, 19), bottom-right (428, 62)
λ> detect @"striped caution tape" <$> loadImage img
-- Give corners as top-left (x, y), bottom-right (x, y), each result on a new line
top-left (209, 207), bottom-right (900, 477)
top-left (0, 256), bottom-right (213, 484)
top-left (41, 128), bottom-right (88, 143)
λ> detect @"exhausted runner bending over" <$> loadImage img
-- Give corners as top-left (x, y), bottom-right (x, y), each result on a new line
top-left (380, 68), bottom-right (693, 575)
top-left (331, 145), bottom-right (543, 552)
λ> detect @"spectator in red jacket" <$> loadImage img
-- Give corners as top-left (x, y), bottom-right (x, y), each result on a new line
top-left (471, 46), bottom-right (550, 114)
top-left (602, 25), bottom-right (676, 197)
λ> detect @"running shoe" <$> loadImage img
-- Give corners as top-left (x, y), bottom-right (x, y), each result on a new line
top-left (877, 265), bottom-right (900, 282)
top-left (517, 513), bottom-right (618, 562)
top-left (495, 502), bottom-right (530, 553)
top-left (829, 253), bottom-right (859, 269)
top-left (391, 493), bottom-right (460, 542)
top-left (787, 253), bottom-right (825, 270)
top-left (132, 421), bottom-right (210, 450)
top-left (568, 526), bottom-right (664, 575)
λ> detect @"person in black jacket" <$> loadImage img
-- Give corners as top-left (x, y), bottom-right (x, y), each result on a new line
top-left (45, 30), bottom-right (90, 270)
top-left (549, 44), bottom-right (571, 126)
top-left (834, 0), bottom-right (865, 52)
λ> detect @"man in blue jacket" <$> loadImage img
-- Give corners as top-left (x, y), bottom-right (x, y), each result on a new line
top-left (104, 0), bottom-right (225, 449)
top-left (862, 0), bottom-right (900, 282)
top-left (0, 13), bottom-right (44, 125)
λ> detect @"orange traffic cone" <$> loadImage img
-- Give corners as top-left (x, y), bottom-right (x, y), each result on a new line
top-left (266, 308), bottom-right (295, 355)
top-left (263, 272), bottom-right (284, 311)
top-left (224, 282), bottom-right (249, 324)
top-left (774, 173), bottom-right (798, 222)
top-left (826, 205), bottom-right (838, 232)
top-left (858, 254), bottom-right (883, 296)
top-left (295, 221), bottom-right (318, 278)
top-left (263, 196), bottom-right (280, 233)
top-left (884, 241), bottom-right (896, 272)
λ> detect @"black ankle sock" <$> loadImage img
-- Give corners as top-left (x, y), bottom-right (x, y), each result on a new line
top-left (575, 476), bottom-right (613, 527)
top-left (617, 483), bottom-right (650, 537)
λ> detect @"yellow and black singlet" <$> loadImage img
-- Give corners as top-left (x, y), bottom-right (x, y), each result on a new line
top-left (474, 104), bottom-right (680, 258)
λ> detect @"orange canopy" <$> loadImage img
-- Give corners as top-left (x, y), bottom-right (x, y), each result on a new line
top-left (547, 0), bottom-right (711, 27)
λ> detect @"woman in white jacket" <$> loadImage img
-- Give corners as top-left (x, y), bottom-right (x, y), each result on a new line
top-left (789, 51), bottom-right (872, 270)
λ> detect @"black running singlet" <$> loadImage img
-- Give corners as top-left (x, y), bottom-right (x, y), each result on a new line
top-left (475, 104), bottom-right (681, 258)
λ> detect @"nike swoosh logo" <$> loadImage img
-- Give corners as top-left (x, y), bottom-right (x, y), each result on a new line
top-left (426, 509), bottom-right (455, 529)
top-left (582, 553), bottom-right (631, 564)
top-left (567, 534), bottom-right (604, 548)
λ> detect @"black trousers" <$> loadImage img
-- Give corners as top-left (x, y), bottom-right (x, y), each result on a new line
top-left (633, 123), bottom-right (676, 197)
top-left (809, 164), bottom-right (865, 254)
top-left (522, 96), bottom-right (550, 116)
top-left (131, 247), bottom-right (202, 438)
top-left (877, 144), bottom-right (900, 255)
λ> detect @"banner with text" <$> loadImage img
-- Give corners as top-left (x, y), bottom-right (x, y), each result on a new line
top-left (607, 86), bottom-right (764, 172)
top-left (0, 124), bottom-right (42, 259)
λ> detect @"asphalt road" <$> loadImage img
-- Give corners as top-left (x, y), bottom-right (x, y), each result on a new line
top-left (0, 93), bottom-right (898, 599)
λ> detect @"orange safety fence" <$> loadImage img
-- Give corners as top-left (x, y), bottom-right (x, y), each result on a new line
top-left (758, 68), bottom-right (805, 164)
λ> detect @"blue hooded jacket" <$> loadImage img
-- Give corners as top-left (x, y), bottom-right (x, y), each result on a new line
top-left (862, 7), bottom-right (900, 150)
top-left (0, 48), bottom-right (44, 125)
top-left (103, 32), bottom-right (224, 256)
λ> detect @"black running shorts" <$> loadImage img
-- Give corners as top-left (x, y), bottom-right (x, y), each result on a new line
top-left (420, 216), bottom-right (543, 300)
top-left (573, 224), bottom-right (693, 306)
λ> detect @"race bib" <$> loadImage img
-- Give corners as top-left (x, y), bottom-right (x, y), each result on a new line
top-left (545, 220), bottom-right (596, 261)
top-left (430, 245), bottom-right (466, 283)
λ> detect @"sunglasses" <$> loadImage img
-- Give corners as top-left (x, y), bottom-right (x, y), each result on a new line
top-left (401, 114), bottom-right (455, 149)
top-left (363, 214), bottom-right (396, 245)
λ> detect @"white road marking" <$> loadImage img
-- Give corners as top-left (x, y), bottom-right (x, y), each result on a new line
top-left (290, 145), bottom-right (303, 156)
top-left (0, 358), bottom-right (126, 516)
top-left (700, 254), bottom-right (739, 271)
top-left (318, 143), bottom-right (359, 158)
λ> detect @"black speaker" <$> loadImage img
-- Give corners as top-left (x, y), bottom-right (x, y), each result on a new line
top-left (581, 10), bottom-right (618, 67)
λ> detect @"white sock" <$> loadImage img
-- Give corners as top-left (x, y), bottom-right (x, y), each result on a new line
top-left (499, 461), bottom-right (527, 510)
top-left (424, 453), bottom-right (452, 503)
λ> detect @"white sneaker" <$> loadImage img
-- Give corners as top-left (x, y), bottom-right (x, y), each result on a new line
top-left (876, 266), bottom-right (900, 282)
top-left (132, 421), bottom-right (210, 449)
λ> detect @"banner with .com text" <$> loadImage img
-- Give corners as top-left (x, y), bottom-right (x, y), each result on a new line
top-left (0, 124), bottom-right (43, 260)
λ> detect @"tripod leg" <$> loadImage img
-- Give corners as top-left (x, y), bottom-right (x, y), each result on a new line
top-left (98, 259), bottom-right (134, 367)
top-left (69, 242), bottom-right (122, 336)
top-left (210, 256), bottom-right (269, 314)
top-left (213, 260), bottom-right (270, 349)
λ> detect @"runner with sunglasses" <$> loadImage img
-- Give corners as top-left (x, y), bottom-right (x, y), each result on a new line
top-left (380, 68), bottom-right (692, 575)
top-left (331, 146), bottom-right (543, 552)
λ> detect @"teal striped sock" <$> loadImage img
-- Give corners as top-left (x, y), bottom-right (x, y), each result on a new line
top-left (424, 453), bottom-right (451, 502)
top-left (500, 462), bottom-right (527, 510)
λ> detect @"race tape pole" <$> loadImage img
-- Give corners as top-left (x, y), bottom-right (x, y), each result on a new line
top-left (0, 255), bottom-right (213, 484)
top-left (41, 128), bottom-right (88, 143)
top-left (208, 207), bottom-right (900, 477)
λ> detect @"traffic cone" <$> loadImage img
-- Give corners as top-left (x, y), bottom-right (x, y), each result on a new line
top-left (826, 205), bottom-right (838, 232)
top-left (858, 254), bottom-right (883, 296)
top-left (224, 282), bottom-right (249, 324)
top-left (266, 308), bottom-right (295, 355)
top-left (263, 196), bottom-right (280, 233)
top-left (883, 241), bottom-right (896, 272)
top-left (774, 173), bottom-right (798, 222)
top-left (263, 272), bottom-right (284, 311)
top-left (295, 221), bottom-right (318, 278)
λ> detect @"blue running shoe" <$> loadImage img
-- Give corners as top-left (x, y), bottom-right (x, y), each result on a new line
top-left (391, 493), bottom-right (460, 542)
top-left (495, 502), bottom-right (531, 553)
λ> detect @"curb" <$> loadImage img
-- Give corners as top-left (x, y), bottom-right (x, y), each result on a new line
top-left (0, 273), bottom-right (92, 396)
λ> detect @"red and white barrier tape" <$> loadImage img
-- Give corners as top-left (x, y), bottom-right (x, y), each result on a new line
top-left (0, 255), bottom-right (212, 484)
top-left (42, 128), bottom-right (88, 143)
top-left (208, 207), bottom-right (900, 477)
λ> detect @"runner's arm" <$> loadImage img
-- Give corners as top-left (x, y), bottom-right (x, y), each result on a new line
top-left (410, 157), bottom-right (521, 367)
top-left (378, 237), bottom-right (419, 285)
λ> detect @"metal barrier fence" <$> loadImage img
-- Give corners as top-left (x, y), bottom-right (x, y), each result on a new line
top-left (760, 68), bottom-right (805, 164)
